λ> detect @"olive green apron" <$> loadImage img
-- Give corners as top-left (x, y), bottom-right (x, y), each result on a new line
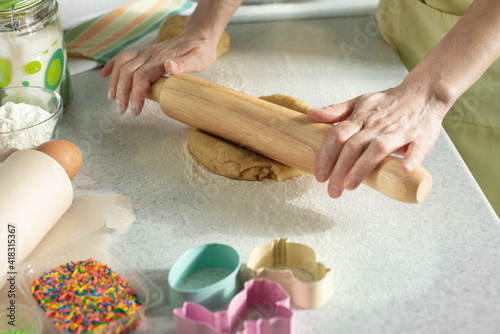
top-left (376, 0), bottom-right (500, 216)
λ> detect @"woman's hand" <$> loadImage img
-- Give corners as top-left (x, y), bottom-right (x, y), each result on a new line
top-left (99, 33), bottom-right (218, 116)
top-left (308, 0), bottom-right (500, 200)
top-left (308, 83), bottom-right (447, 198)
top-left (99, 0), bottom-right (243, 116)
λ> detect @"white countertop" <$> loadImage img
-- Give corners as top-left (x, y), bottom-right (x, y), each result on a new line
top-left (62, 15), bottom-right (500, 334)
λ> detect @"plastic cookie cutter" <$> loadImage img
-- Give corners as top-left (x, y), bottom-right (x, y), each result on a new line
top-left (174, 278), bottom-right (293, 334)
top-left (246, 238), bottom-right (333, 309)
top-left (168, 243), bottom-right (242, 310)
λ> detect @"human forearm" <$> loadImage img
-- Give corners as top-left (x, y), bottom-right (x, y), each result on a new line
top-left (403, 0), bottom-right (500, 112)
top-left (185, 0), bottom-right (243, 43)
top-left (307, 0), bottom-right (500, 198)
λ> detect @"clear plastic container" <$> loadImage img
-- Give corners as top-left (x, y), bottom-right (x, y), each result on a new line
top-left (0, 85), bottom-right (63, 162)
top-left (19, 239), bottom-right (163, 333)
top-left (0, 304), bottom-right (43, 334)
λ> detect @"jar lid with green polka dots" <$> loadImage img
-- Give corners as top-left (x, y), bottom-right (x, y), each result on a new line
top-left (0, 0), bottom-right (42, 12)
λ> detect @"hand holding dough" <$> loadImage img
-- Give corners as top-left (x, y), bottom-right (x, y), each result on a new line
top-left (188, 94), bottom-right (312, 181)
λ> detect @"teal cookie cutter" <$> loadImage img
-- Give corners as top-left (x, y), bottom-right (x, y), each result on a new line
top-left (168, 243), bottom-right (241, 310)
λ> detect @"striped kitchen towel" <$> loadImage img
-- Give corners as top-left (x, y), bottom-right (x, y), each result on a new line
top-left (64, 0), bottom-right (195, 63)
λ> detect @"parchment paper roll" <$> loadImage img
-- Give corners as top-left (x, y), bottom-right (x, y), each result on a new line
top-left (31, 194), bottom-right (136, 257)
top-left (0, 150), bottom-right (73, 284)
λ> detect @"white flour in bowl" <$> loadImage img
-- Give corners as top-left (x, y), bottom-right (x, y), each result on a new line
top-left (0, 102), bottom-right (55, 159)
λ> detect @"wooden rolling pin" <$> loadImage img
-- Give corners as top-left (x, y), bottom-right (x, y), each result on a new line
top-left (148, 73), bottom-right (432, 203)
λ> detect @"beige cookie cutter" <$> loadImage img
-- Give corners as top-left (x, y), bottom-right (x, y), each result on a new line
top-left (246, 238), bottom-right (333, 309)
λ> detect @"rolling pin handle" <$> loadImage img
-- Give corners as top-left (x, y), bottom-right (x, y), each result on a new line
top-left (362, 156), bottom-right (432, 203)
top-left (147, 76), bottom-right (168, 103)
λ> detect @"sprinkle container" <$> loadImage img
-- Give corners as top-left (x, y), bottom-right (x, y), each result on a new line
top-left (0, 304), bottom-right (43, 334)
top-left (0, 0), bottom-right (72, 109)
top-left (19, 241), bottom-right (163, 333)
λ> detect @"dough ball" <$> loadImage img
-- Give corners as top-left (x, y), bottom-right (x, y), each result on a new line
top-left (188, 129), bottom-right (304, 182)
top-left (157, 15), bottom-right (230, 57)
top-left (258, 94), bottom-right (312, 114)
top-left (187, 94), bottom-right (312, 182)
top-left (157, 15), bottom-right (186, 42)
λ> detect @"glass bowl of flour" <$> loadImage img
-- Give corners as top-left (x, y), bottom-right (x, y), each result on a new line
top-left (0, 86), bottom-right (63, 162)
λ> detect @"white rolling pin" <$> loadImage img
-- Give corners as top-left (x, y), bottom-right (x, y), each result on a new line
top-left (0, 141), bottom-right (82, 289)
top-left (0, 150), bottom-right (72, 284)
top-left (148, 73), bottom-right (432, 203)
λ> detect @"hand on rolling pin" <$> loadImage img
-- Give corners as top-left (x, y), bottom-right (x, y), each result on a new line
top-left (99, 31), bottom-right (217, 116)
top-left (99, 0), bottom-right (243, 116)
top-left (308, 82), bottom-right (447, 199)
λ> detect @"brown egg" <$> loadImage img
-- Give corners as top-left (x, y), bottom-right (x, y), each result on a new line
top-left (35, 140), bottom-right (83, 180)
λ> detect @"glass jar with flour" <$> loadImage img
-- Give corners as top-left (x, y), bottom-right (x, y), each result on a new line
top-left (0, 0), bottom-right (72, 109)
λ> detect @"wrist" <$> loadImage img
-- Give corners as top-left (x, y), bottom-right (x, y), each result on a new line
top-left (401, 66), bottom-right (459, 119)
top-left (185, 0), bottom-right (242, 43)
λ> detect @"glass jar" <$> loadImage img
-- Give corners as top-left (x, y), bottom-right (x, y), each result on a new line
top-left (0, 0), bottom-right (73, 110)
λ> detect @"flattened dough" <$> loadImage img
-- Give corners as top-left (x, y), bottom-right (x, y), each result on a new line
top-left (157, 15), bottom-right (230, 57)
top-left (188, 95), bottom-right (312, 181)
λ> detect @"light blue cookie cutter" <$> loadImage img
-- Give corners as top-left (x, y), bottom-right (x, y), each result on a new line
top-left (168, 243), bottom-right (241, 310)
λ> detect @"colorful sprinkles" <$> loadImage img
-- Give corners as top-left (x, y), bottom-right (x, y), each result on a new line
top-left (30, 259), bottom-right (143, 333)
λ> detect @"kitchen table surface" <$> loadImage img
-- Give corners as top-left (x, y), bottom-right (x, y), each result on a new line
top-left (61, 15), bottom-right (500, 334)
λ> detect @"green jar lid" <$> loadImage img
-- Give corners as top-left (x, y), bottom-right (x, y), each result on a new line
top-left (0, 0), bottom-right (41, 12)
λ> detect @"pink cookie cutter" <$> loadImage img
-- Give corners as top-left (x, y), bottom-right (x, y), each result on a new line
top-left (174, 278), bottom-right (293, 334)
top-left (246, 238), bottom-right (333, 309)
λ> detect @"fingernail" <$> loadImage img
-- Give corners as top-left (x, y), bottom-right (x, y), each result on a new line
top-left (165, 60), bottom-right (178, 74)
top-left (116, 101), bottom-right (124, 114)
top-left (316, 169), bottom-right (328, 182)
top-left (345, 175), bottom-right (359, 190)
top-left (328, 184), bottom-right (343, 198)
top-left (108, 88), bottom-right (115, 100)
top-left (403, 159), bottom-right (415, 172)
top-left (130, 102), bottom-right (139, 116)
